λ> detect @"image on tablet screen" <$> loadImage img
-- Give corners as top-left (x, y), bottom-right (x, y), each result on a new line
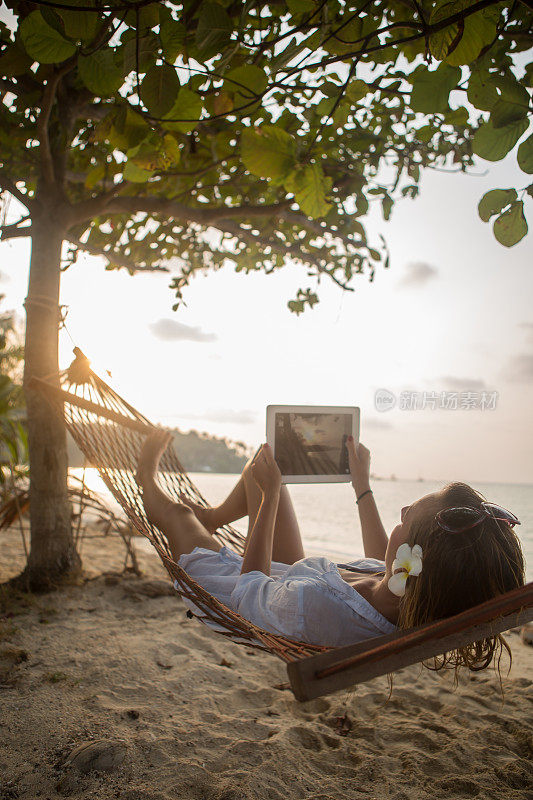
top-left (274, 412), bottom-right (352, 476)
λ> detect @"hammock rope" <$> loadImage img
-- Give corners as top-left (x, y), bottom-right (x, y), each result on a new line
top-left (31, 348), bottom-right (533, 685)
top-left (33, 349), bottom-right (325, 662)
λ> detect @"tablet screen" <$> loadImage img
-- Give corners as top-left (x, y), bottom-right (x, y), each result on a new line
top-left (266, 406), bottom-right (359, 482)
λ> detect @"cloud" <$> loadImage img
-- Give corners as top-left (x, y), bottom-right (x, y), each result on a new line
top-left (398, 261), bottom-right (438, 288)
top-left (441, 376), bottom-right (488, 391)
top-left (501, 354), bottom-right (533, 383)
top-left (148, 318), bottom-right (217, 343)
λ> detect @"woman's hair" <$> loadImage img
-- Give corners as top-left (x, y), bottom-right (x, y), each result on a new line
top-left (397, 481), bottom-right (525, 683)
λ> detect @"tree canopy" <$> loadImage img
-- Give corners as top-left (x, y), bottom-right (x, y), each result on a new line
top-left (1, 0), bottom-right (531, 312)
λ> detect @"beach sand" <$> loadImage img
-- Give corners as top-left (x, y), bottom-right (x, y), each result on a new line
top-left (1, 527), bottom-right (532, 800)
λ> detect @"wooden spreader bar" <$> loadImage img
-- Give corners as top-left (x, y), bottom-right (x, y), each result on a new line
top-left (29, 376), bottom-right (156, 436)
top-left (287, 584), bottom-right (533, 701)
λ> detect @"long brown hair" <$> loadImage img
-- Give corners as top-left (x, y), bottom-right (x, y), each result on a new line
top-left (398, 481), bottom-right (525, 682)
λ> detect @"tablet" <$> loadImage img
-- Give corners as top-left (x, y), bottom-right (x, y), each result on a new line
top-left (266, 405), bottom-right (360, 483)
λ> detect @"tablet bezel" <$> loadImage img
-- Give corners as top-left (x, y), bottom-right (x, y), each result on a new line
top-left (266, 405), bottom-right (360, 484)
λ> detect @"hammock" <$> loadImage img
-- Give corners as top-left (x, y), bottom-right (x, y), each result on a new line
top-left (32, 348), bottom-right (533, 701)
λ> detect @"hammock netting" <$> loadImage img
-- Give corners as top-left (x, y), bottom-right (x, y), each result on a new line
top-left (38, 349), bottom-right (327, 662)
top-left (33, 348), bottom-right (533, 684)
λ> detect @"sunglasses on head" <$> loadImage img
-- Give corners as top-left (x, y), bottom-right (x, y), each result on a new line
top-left (434, 502), bottom-right (520, 533)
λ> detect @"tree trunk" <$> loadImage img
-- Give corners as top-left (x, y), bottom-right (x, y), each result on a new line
top-left (13, 213), bottom-right (81, 591)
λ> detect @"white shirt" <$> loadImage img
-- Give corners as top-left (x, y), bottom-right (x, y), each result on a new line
top-left (175, 545), bottom-right (397, 647)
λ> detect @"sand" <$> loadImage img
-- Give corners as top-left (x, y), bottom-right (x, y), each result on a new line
top-left (1, 526), bottom-right (532, 800)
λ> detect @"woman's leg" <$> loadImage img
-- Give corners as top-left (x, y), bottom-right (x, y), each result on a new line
top-left (136, 431), bottom-right (222, 562)
top-left (179, 453), bottom-right (306, 564)
top-left (178, 476), bottom-right (247, 534)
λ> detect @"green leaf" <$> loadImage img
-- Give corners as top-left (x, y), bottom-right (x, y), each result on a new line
top-left (288, 299), bottom-right (305, 314)
top-left (382, 194), bottom-right (393, 221)
top-left (20, 10), bottom-right (76, 64)
top-left (287, 0), bottom-right (316, 14)
top-left (195, 1), bottom-right (232, 56)
top-left (429, 3), bottom-right (498, 65)
top-left (346, 79), bottom-right (368, 104)
top-left (108, 107), bottom-right (151, 150)
top-left (467, 71), bottom-right (499, 112)
top-left (123, 160), bottom-right (154, 183)
top-left (0, 42), bottom-right (33, 76)
top-left (124, 4), bottom-right (160, 32)
top-left (213, 91), bottom-right (233, 115)
top-left (477, 189), bottom-right (517, 222)
top-left (443, 106), bottom-right (469, 126)
top-left (127, 133), bottom-right (181, 170)
top-left (495, 74), bottom-right (530, 104)
top-left (85, 163), bottom-right (106, 189)
top-left (57, 2), bottom-right (99, 43)
top-left (141, 63), bottom-right (179, 117)
top-left (160, 134), bottom-right (181, 168)
top-left (493, 201), bottom-right (528, 247)
top-left (241, 125), bottom-right (296, 180)
top-left (269, 36), bottom-right (302, 71)
top-left (122, 33), bottom-right (158, 74)
top-left (447, 8), bottom-right (498, 66)
top-left (428, 0), bottom-right (463, 61)
top-left (224, 65), bottom-right (267, 110)
top-left (323, 18), bottom-right (363, 56)
top-left (159, 15), bottom-right (185, 62)
top-left (517, 134), bottom-right (533, 174)
top-left (162, 88), bottom-right (203, 134)
top-left (490, 99), bottom-right (529, 129)
top-left (285, 163), bottom-right (332, 219)
top-left (489, 76), bottom-right (530, 129)
top-left (78, 50), bottom-right (124, 96)
top-left (315, 96), bottom-right (336, 117)
top-left (410, 63), bottom-right (461, 113)
top-left (354, 192), bottom-right (369, 217)
top-left (472, 118), bottom-right (529, 161)
top-left (415, 124), bottom-right (436, 143)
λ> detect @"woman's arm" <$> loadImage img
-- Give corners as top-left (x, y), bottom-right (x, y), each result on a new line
top-left (347, 437), bottom-right (388, 561)
top-left (240, 444), bottom-right (282, 576)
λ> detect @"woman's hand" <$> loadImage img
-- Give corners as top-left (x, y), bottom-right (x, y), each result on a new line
top-left (251, 443), bottom-right (282, 495)
top-left (346, 437), bottom-right (371, 494)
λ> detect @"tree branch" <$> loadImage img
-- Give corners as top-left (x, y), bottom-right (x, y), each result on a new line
top-left (0, 78), bottom-right (20, 97)
top-left (279, 209), bottom-right (366, 250)
top-left (69, 195), bottom-right (292, 226)
top-left (76, 101), bottom-right (115, 122)
top-left (280, 0), bottom-right (503, 81)
top-left (0, 173), bottom-right (34, 211)
top-left (37, 58), bottom-right (76, 186)
top-left (217, 221), bottom-right (355, 292)
top-left (0, 224), bottom-right (33, 241)
top-left (65, 235), bottom-right (170, 273)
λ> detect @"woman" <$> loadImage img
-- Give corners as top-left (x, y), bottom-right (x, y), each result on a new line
top-left (136, 431), bottom-right (525, 668)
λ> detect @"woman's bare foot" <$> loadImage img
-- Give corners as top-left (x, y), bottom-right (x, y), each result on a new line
top-left (136, 429), bottom-right (173, 487)
top-left (177, 495), bottom-right (218, 535)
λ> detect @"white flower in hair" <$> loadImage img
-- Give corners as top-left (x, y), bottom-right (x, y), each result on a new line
top-left (387, 543), bottom-right (423, 597)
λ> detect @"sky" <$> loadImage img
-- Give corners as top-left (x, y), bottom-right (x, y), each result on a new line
top-left (2, 149), bottom-right (531, 485)
top-left (1, 12), bottom-right (532, 485)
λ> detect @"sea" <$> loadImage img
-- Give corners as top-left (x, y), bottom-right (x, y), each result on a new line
top-left (71, 468), bottom-right (533, 582)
